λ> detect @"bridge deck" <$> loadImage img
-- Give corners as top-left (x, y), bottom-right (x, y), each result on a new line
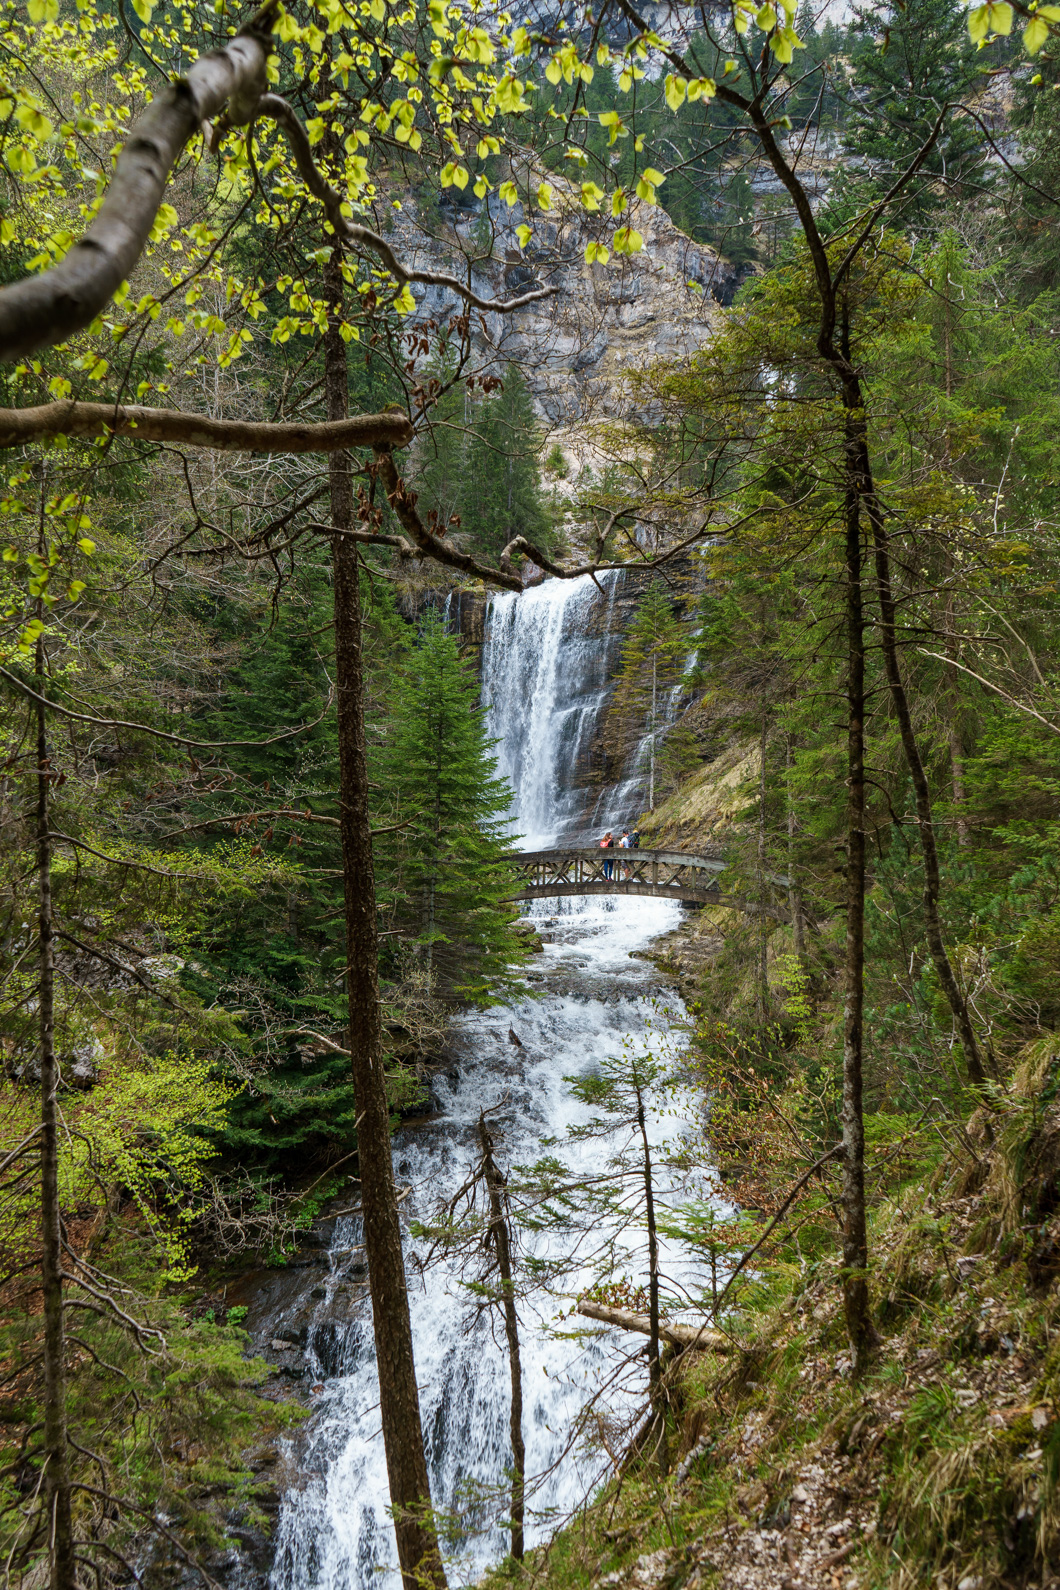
top-left (508, 847), bottom-right (788, 917)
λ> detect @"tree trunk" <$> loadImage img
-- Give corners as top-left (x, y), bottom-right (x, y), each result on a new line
top-left (324, 262), bottom-right (446, 1590)
top-left (865, 507), bottom-right (984, 1085)
top-left (649, 652), bottom-right (657, 812)
top-left (758, 712), bottom-right (768, 1020)
top-left (786, 733), bottom-right (807, 958)
top-left (477, 1116), bottom-right (525, 1562)
top-left (636, 1092), bottom-right (668, 1475)
top-left (36, 637), bottom-right (76, 1590)
top-left (841, 481), bottom-right (873, 1375)
top-left (576, 1300), bottom-right (729, 1351)
top-left (944, 589), bottom-right (970, 849)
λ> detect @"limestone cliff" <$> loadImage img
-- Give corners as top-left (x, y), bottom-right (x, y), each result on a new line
top-left (384, 168), bottom-right (740, 438)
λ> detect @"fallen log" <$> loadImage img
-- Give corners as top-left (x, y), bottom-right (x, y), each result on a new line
top-left (576, 1299), bottom-right (729, 1352)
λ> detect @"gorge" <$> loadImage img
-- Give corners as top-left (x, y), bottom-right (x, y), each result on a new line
top-left (263, 574), bottom-right (713, 1590)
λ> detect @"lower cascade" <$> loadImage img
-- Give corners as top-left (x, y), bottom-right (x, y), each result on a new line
top-left (269, 577), bottom-right (708, 1590)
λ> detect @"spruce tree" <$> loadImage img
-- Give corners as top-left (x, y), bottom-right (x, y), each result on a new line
top-left (384, 612), bottom-right (527, 1002)
top-left (416, 357), bottom-right (467, 532)
top-left (460, 365), bottom-right (551, 559)
top-left (844, 0), bottom-right (988, 220)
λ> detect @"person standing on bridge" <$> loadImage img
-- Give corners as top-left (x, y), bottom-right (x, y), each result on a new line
top-left (600, 831), bottom-right (614, 879)
top-left (618, 829), bottom-right (631, 879)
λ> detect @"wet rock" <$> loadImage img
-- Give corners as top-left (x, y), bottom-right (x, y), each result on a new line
top-left (272, 1325), bottom-right (306, 1348)
top-left (512, 920), bottom-right (545, 953)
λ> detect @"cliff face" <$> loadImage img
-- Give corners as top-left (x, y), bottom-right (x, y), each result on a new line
top-left (385, 172), bottom-right (739, 433)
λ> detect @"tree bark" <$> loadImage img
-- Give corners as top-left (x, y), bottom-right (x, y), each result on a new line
top-left (36, 638), bottom-right (76, 1590)
top-left (325, 263), bottom-right (446, 1590)
top-left (0, 402), bottom-right (412, 453)
top-left (477, 1115), bottom-right (525, 1562)
top-left (841, 478), bottom-right (873, 1375)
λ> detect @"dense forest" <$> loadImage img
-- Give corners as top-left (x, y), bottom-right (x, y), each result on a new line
top-left (2, 0), bottom-right (1060, 1584)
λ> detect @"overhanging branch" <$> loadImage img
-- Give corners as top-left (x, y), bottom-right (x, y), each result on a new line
top-left (0, 12), bottom-right (277, 362)
top-left (371, 448), bottom-right (524, 592)
top-left (0, 401), bottom-right (413, 452)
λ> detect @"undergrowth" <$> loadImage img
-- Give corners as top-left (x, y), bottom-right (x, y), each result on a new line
top-left (481, 1041), bottom-right (1060, 1590)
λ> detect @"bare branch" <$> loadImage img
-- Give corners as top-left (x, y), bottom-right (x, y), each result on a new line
top-left (0, 665), bottom-right (334, 750)
top-left (918, 649), bottom-right (1060, 736)
top-left (371, 449), bottom-right (524, 592)
top-left (258, 94), bottom-right (560, 315)
top-left (0, 401), bottom-right (413, 452)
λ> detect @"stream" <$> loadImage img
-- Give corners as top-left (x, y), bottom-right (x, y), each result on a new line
top-left (265, 576), bottom-right (715, 1590)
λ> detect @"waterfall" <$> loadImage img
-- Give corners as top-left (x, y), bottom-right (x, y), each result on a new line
top-left (481, 571), bottom-right (623, 848)
top-left (268, 578), bottom-right (714, 1590)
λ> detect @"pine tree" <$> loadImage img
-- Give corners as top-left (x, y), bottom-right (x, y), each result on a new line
top-left (844, 0), bottom-right (988, 219)
top-left (614, 582), bottom-right (688, 812)
top-left (384, 612), bottom-right (527, 1002)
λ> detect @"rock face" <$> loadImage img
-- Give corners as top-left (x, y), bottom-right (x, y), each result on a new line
top-left (640, 738), bottom-right (760, 854)
top-left (386, 169), bottom-right (739, 433)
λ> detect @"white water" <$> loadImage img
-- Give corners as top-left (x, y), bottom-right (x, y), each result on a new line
top-left (270, 578), bottom-right (715, 1590)
top-left (482, 572), bottom-right (633, 847)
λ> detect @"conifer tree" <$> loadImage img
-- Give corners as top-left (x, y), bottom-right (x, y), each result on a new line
top-left (415, 370), bottom-right (466, 532)
top-left (460, 366), bottom-right (551, 560)
top-left (385, 612), bottom-right (526, 1003)
top-left (844, 0), bottom-right (988, 219)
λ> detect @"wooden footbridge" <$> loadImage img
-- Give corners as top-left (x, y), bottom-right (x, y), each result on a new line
top-left (509, 847), bottom-right (788, 917)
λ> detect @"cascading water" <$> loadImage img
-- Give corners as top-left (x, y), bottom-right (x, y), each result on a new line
top-left (481, 572), bottom-right (623, 847)
top-left (269, 577), bottom-right (715, 1590)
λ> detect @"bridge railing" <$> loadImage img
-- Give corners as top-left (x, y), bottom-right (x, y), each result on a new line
top-left (505, 847), bottom-right (790, 913)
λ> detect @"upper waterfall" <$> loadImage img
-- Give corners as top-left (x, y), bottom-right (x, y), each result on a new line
top-left (482, 572), bottom-right (636, 849)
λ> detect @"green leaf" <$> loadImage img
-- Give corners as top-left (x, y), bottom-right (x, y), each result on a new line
top-left (687, 76), bottom-right (717, 100)
top-left (968, 0), bottom-right (1013, 38)
top-left (77, 537), bottom-right (96, 555)
top-left (613, 226), bottom-right (643, 254)
top-left (1024, 13), bottom-right (1052, 48)
top-left (516, 224), bottom-right (532, 248)
top-left (664, 73), bottom-right (687, 110)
